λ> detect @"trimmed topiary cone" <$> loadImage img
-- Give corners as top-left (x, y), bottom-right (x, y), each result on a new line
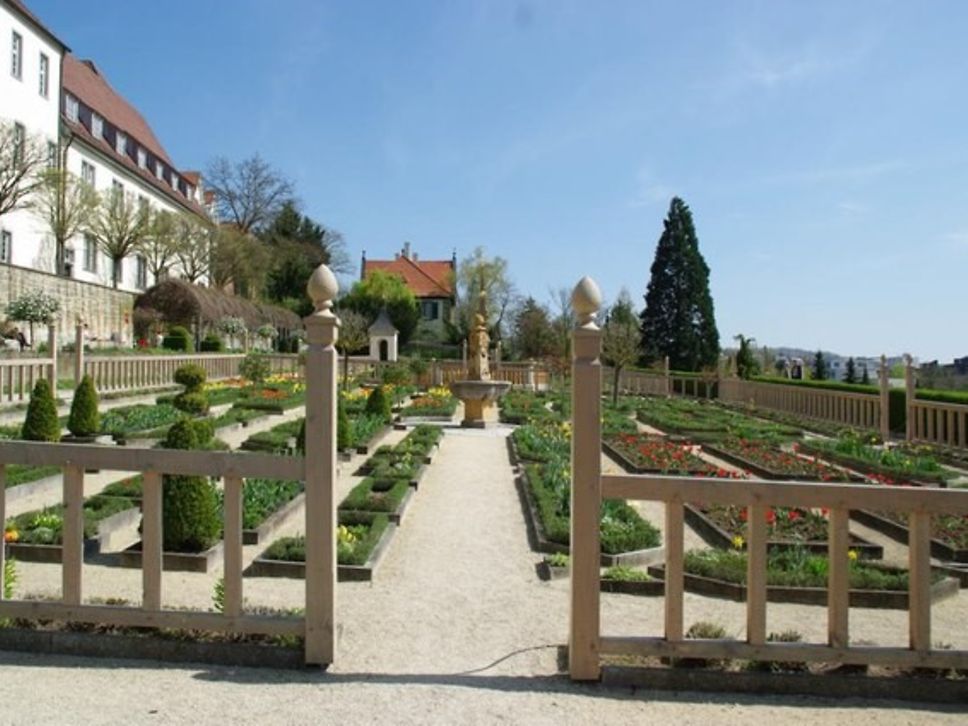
top-left (21, 378), bottom-right (61, 442)
top-left (365, 386), bottom-right (392, 423)
top-left (67, 374), bottom-right (100, 437)
top-left (158, 417), bottom-right (221, 552)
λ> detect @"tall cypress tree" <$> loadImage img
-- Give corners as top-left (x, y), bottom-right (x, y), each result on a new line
top-left (639, 197), bottom-right (720, 370)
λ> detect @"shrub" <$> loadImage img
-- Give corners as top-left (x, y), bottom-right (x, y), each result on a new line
top-left (365, 386), bottom-right (392, 422)
top-left (162, 325), bottom-right (193, 352)
top-left (173, 363), bottom-right (208, 415)
top-left (159, 418), bottom-right (220, 552)
top-left (173, 364), bottom-right (206, 390)
top-left (67, 375), bottom-right (99, 437)
top-left (239, 353), bottom-right (271, 384)
top-left (21, 378), bottom-right (60, 442)
top-left (174, 391), bottom-right (209, 416)
top-left (199, 334), bottom-right (224, 352)
top-left (381, 363), bottom-right (412, 386)
top-left (665, 621), bottom-right (730, 669)
top-left (338, 400), bottom-right (352, 451)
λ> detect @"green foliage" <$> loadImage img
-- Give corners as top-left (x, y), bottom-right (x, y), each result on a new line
top-left (3, 558), bottom-right (16, 599)
top-left (162, 325), bottom-right (193, 352)
top-left (844, 357), bottom-right (858, 384)
top-left (733, 334), bottom-right (759, 380)
top-left (512, 296), bottom-right (556, 359)
top-left (264, 512), bottom-right (389, 566)
top-left (339, 476), bottom-right (409, 514)
top-left (173, 364), bottom-right (206, 390)
top-left (162, 474), bottom-right (221, 552)
top-left (240, 479), bottom-right (302, 529)
top-left (381, 363), bottom-right (413, 386)
top-left (162, 417), bottom-right (214, 450)
top-left (545, 552), bottom-right (570, 568)
top-left (199, 334), bottom-right (224, 352)
top-left (99, 404), bottom-right (182, 438)
top-left (21, 378), bottom-right (60, 442)
top-left (338, 400), bottom-right (351, 450)
top-left (365, 386), bottom-right (392, 422)
top-left (173, 364), bottom-right (208, 415)
top-left (239, 353), bottom-right (271, 384)
top-left (812, 350), bottom-right (828, 380)
top-left (342, 269), bottom-right (420, 344)
top-left (173, 391), bottom-right (209, 416)
top-left (5, 290), bottom-right (60, 325)
top-left (67, 375), bottom-right (99, 437)
top-left (212, 578), bottom-right (225, 613)
top-left (639, 197), bottom-right (719, 371)
top-left (603, 565), bottom-right (651, 582)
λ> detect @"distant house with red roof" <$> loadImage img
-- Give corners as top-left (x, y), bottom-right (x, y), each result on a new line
top-left (361, 242), bottom-right (457, 335)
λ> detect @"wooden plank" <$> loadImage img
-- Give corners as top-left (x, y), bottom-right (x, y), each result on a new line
top-left (223, 475), bottom-right (244, 618)
top-left (62, 465), bottom-right (84, 605)
top-left (0, 600), bottom-right (303, 636)
top-left (599, 636), bottom-right (967, 670)
top-left (746, 503), bottom-right (767, 646)
top-left (0, 441), bottom-right (303, 481)
top-left (909, 511), bottom-right (932, 651)
top-left (665, 500), bottom-right (684, 642)
top-left (602, 474), bottom-right (968, 515)
top-left (141, 471), bottom-right (163, 611)
top-left (827, 508), bottom-right (850, 649)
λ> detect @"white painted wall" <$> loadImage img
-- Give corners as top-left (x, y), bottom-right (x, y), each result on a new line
top-left (0, 2), bottom-right (63, 272)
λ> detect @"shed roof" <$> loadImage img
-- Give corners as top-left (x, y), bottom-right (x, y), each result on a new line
top-left (368, 308), bottom-right (398, 336)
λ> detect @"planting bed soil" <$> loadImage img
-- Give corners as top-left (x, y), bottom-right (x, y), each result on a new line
top-left (684, 505), bottom-right (884, 560)
top-left (849, 510), bottom-right (968, 564)
top-left (247, 513), bottom-right (395, 581)
top-left (701, 439), bottom-right (855, 482)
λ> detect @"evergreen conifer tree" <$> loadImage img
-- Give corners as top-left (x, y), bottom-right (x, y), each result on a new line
top-left (844, 357), bottom-right (857, 384)
top-left (67, 375), bottom-right (100, 437)
top-left (861, 365), bottom-right (870, 385)
top-left (813, 350), bottom-right (828, 381)
top-left (21, 378), bottom-right (60, 441)
top-left (639, 197), bottom-right (719, 370)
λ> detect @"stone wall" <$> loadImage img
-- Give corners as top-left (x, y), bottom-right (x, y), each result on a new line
top-left (1, 263), bottom-right (135, 346)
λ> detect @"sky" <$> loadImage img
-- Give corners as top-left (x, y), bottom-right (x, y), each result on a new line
top-left (30, 0), bottom-right (968, 362)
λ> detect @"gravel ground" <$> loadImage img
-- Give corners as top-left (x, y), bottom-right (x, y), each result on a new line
top-left (1, 426), bottom-right (966, 724)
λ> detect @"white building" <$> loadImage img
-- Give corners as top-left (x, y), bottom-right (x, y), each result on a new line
top-left (0, 0), bottom-right (66, 269)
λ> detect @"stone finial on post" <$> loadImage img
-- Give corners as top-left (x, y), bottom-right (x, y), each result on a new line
top-left (74, 320), bottom-right (85, 385)
top-left (879, 354), bottom-right (890, 442)
top-left (303, 263), bottom-right (340, 667)
top-left (569, 275), bottom-right (602, 681)
top-left (904, 353), bottom-right (915, 441)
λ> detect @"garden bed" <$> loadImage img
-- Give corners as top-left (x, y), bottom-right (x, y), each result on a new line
top-left (603, 434), bottom-right (730, 476)
top-left (117, 540), bottom-right (224, 574)
top-left (538, 559), bottom-right (665, 595)
top-left (850, 510), bottom-right (968, 564)
top-left (684, 505), bottom-right (884, 560)
top-left (240, 479), bottom-right (305, 546)
top-left (701, 439), bottom-right (856, 482)
top-left (338, 477), bottom-right (415, 524)
top-left (797, 441), bottom-right (950, 487)
top-left (247, 512), bottom-right (395, 581)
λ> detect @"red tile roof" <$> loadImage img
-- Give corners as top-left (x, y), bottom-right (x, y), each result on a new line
top-left (364, 256), bottom-right (455, 298)
top-left (64, 55), bottom-right (172, 164)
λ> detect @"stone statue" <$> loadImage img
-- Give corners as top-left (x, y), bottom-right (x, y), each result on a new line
top-left (468, 289), bottom-right (491, 381)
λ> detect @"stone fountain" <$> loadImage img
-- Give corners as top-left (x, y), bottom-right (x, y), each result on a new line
top-left (449, 288), bottom-right (511, 428)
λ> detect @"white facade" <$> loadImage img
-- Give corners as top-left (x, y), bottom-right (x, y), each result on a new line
top-left (0, 0), bottom-right (63, 271)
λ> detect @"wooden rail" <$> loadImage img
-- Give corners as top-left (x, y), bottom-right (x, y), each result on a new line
top-left (909, 398), bottom-right (968, 450)
top-left (0, 357), bottom-right (56, 403)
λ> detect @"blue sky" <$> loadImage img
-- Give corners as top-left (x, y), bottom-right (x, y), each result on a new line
top-left (34, 0), bottom-right (968, 361)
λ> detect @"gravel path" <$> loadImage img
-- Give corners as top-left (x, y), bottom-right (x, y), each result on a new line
top-left (1, 425), bottom-right (966, 724)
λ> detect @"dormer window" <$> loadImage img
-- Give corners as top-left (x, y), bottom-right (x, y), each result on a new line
top-left (66, 94), bottom-right (79, 122)
top-left (170, 173), bottom-right (178, 190)
top-left (155, 161), bottom-right (164, 180)
top-left (91, 113), bottom-right (104, 139)
top-left (186, 184), bottom-right (195, 200)
top-left (137, 148), bottom-right (147, 169)
top-left (116, 131), bottom-right (127, 156)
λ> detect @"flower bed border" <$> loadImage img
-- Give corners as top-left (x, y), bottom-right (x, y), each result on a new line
top-left (683, 504), bottom-right (884, 560)
top-left (850, 509), bottom-right (968, 564)
top-left (700, 442), bottom-right (860, 482)
top-left (242, 491), bottom-right (305, 546)
top-left (646, 566), bottom-right (960, 609)
top-left (516, 468), bottom-right (665, 568)
top-left (4, 507), bottom-right (140, 563)
top-left (538, 562), bottom-right (665, 595)
top-left (246, 521), bottom-right (398, 582)
top-left (339, 484), bottom-right (415, 525)
top-left (116, 540), bottom-right (224, 574)
top-left (602, 439), bottom-right (716, 476)
top-left (797, 442), bottom-right (948, 487)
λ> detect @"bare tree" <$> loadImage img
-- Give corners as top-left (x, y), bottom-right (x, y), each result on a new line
top-left (0, 118), bottom-right (47, 219)
top-left (210, 225), bottom-right (269, 298)
top-left (205, 154), bottom-right (293, 234)
top-left (86, 188), bottom-right (149, 288)
top-left (172, 214), bottom-right (212, 284)
top-left (335, 309), bottom-right (370, 390)
top-left (31, 168), bottom-right (99, 276)
top-left (548, 286), bottom-right (576, 380)
top-left (603, 289), bottom-right (640, 405)
top-left (141, 208), bottom-right (179, 281)
top-left (454, 246), bottom-right (516, 343)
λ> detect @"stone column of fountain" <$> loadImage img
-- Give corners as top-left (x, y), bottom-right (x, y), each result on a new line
top-left (449, 288), bottom-right (511, 427)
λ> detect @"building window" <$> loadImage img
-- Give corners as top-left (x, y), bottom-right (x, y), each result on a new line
top-left (11, 31), bottom-right (22, 80)
top-left (81, 160), bottom-right (96, 186)
top-left (66, 94), bottom-right (79, 122)
top-left (39, 53), bottom-right (49, 97)
top-left (137, 147), bottom-right (147, 169)
top-left (47, 141), bottom-right (57, 168)
top-left (420, 300), bottom-right (440, 321)
top-left (0, 231), bottom-right (11, 263)
top-left (135, 255), bottom-right (147, 289)
top-left (185, 184), bottom-right (194, 200)
top-left (116, 131), bottom-right (127, 156)
top-left (92, 113), bottom-right (104, 140)
top-left (111, 180), bottom-right (124, 201)
top-left (12, 122), bottom-right (25, 165)
top-left (83, 235), bottom-right (98, 272)
top-left (155, 161), bottom-right (164, 180)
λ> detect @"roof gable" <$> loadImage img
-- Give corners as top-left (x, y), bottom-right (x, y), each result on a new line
top-left (363, 256), bottom-right (454, 298)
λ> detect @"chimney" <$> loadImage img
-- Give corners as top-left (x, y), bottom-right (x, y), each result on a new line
top-left (403, 241), bottom-right (411, 260)
top-left (412, 252), bottom-right (418, 262)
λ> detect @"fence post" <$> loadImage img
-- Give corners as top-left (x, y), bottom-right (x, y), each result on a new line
top-left (47, 323), bottom-right (58, 389)
top-left (879, 354), bottom-right (890, 442)
top-left (664, 355), bottom-right (671, 397)
top-left (569, 276), bottom-right (602, 681)
top-left (527, 359), bottom-right (536, 391)
top-left (303, 264), bottom-right (340, 667)
top-left (904, 354), bottom-right (915, 442)
top-left (74, 321), bottom-right (85, 385)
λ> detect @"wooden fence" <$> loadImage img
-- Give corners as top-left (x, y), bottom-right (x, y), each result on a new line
top-left (567, 276), bottom-right (968, 681)
top-left (344, 357), bottom-right (550, 390)
top-left (0, 264), bottom-right (340, 666)
top-left (0, 356), bottom-right (57, 404)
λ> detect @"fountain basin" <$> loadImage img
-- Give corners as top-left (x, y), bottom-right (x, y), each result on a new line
top-left (449, 380), bottom-right (512, 428)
